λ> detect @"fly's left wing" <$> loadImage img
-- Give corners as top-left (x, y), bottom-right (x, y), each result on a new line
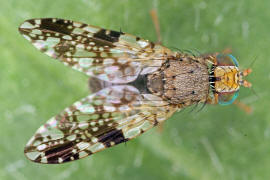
top-left (18, 18), bottom-right (176, 83)
top-left (24, 86), bottom-right (177, 164)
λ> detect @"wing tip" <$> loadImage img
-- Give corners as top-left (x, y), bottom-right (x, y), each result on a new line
top-left (18, 19), bottom-right (36, 32)
top-left (24, 148), bottom-right (63, 164)
top-left (24, 148), bottom-right (43, 164)
top-left (18, 18), bottom-right (54, 34)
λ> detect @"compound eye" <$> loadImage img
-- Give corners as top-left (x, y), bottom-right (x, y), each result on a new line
top-left (217, 54), bottom-right (239, 67)
top-left (218, 91), bottom-right (239, 105)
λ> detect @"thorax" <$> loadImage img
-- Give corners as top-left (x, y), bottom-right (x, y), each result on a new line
top-left (147, 58), bottom-right (209, 105)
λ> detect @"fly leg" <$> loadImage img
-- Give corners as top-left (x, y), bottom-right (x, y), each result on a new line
top-left (233, 100), bottom-right (253, 114)
top-left (156, 122), bottom-right (165, 133)
top-left (150, 9), bottom-right (162, 44)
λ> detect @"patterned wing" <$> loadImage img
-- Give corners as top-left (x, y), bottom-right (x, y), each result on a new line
top-left (24, 86), bottom-right (177, 164)
top-left (18, 18), bottom-right (175, 83)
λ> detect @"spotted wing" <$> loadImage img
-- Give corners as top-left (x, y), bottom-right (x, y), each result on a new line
top-left (24, 86), bottom-right (177, 164)
top-left (18, 18), bottom-right (175, 83)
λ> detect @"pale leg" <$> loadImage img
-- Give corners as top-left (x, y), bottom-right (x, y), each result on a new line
top-left (233, 100), bottom-right (253, 114)
top-left (150, 9), bottom-right (162, 44)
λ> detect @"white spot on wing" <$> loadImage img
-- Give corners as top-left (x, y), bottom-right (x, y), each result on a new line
top-left (137, 40), bottom-right (149, 48)
top-left (37, 144), bottom-right (47, 151)
top-left (104, 105), bottom-right (116, 112)
top-left (91, 137), bottom-right (98, 143)
top-left (58, 158), bottom-right (63, 163)
top-left (20, 22), bottom-right (35, 29)
top-left (83, 26), bottom-right (100, 33)
top-left (22, 34), bottom-right (31, 41)
top-left (32, 29), bottom-right (42, 35)
top-left (87, 143), bottom-right (105, 153)
top-left (77, 142), bottom-right (89, 150)
top-left (63, 35), bottom-right (72, 40)
top-left (35, 19), bottom-right (41, 25)
top-left (40, 157), bottom-right (48, 163)
top-left (73, 22), bottom-right (82, 27)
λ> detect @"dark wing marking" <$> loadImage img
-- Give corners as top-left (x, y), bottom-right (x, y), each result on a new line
top-left (18, 18), bottom-right (176, 83)
top-left (24, 86), bottom-right (177, 164)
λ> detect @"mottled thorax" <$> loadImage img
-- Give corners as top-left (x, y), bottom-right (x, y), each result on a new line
top-left (147, 59), bottom-right (209, 105)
